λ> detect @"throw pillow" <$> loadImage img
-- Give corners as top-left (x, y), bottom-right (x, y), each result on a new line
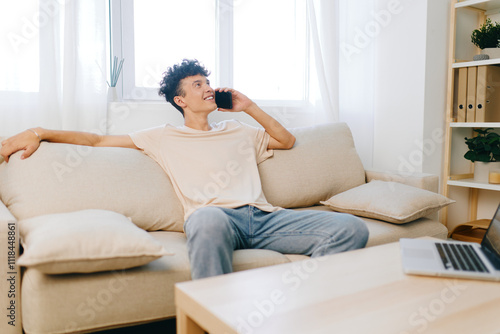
top-left (17, 209), bottom-right (172, 274)
top-left (320, 180), bottom-right (455, 224)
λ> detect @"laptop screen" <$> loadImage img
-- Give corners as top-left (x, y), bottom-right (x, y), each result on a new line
top-left (481, 203), bottom-right (500, 268)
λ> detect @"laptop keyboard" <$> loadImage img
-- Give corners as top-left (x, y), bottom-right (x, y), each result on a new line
top-left (436, 243), bottom-right (490, 273)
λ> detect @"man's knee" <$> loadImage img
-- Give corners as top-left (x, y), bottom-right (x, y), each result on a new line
top-left (184, 207), bottom-right (235, 279)
top-left (185, 206), bottom-right (232, 237)
top-left (345, 214), bottom-right (369, 248)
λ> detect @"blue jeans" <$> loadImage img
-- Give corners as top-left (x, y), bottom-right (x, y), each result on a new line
top-left (184, 205), bottom-right (369, 279)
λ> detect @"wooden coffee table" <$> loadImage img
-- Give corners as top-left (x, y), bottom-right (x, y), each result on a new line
top-left (175, 241), bottom-right (500, 333)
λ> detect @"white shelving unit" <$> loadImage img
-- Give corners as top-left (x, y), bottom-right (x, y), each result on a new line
top-left (448, 179), bottom-right (500, 191)
top-left (455, 0), bottom-right (500, 11)
top-left (452, 58), bottom-right (500, 67)
top-left (443, 0), bottom-right (500, 231)
top-left (450, 122), bottom-right (500, 127)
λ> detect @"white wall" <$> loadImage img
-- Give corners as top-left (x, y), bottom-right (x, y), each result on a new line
top-left (372, 0), bottom-right (449, 181)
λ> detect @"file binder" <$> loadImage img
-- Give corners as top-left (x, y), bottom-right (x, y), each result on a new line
top-left (466, 66), bottom-right (477, 122)
top-left (476, 65), bottom-right (500, 122)
top-left (456, 67), bottom-right (468, 122)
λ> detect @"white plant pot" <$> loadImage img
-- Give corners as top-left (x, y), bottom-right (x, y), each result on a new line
top-left (107, 87), bottom-right (121, 102)
top-left (481, 47), bottom-right (500, 59)
top-left (474, 161), bottom-right (500, 183)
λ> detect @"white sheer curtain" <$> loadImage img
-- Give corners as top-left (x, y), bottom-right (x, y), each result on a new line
top-left (306, 0), bottom-right (340, 124)
top-left (0, 0), bottom-right (107, 137)
top-left (305, 0), bottom-right (375, 168)
top-left (338, 0), bottom-right (375, 168)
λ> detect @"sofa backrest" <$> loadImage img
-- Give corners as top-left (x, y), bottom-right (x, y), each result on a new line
top-left (0, 122), bottom-right (365, 232)
top-left (0, 143), bottom-right (185, 231)
top-left (259, 122), bottom-right (366, 208)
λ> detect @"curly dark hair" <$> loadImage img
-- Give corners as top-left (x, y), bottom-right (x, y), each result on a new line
top-left (158, 59), bottom-right (211, 116)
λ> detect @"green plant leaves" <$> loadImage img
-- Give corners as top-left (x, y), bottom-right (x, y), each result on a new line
top-left (471, 18), bottom-right (500, 49)
top-left (464, 128), bottom-right (500, 162)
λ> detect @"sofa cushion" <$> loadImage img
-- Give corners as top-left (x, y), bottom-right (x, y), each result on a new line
top-left (20, 231), bottom-right (291, 333)
top-left (0, 142), bottom-right (185, 231)
top-left (259, 122), bottom-right (366, 208)
top-left (320, 180), bottom-right (455, 224)
top-left (17, 209), bottom-right (171, 274)
top-left (363, 216), bottom-right (449, 247)
top-left (294, 205), bottom-right (448, 246)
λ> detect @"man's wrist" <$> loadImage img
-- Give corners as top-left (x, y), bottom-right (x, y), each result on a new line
top-left (27, 128), bottom-right (42, 142)
top-left (243, 102), bottom-right (261, 116)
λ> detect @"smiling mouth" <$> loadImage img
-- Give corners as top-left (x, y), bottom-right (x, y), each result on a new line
top-left (204, 96), bottom-right (214, 101)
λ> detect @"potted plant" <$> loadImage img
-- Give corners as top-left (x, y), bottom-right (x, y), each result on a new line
top-left (471, 18), bottom-right (500, 60)
top-left (464, 128), bottom-right (500, 182)
top-left (107, 56), bottom-right (125, 102)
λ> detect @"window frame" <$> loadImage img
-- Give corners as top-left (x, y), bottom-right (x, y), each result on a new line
top-left (110, 0), bottom-right (310, 109)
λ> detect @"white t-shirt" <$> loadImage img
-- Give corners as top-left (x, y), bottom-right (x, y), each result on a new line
top-left (129, 120), bottom-right (281, 220)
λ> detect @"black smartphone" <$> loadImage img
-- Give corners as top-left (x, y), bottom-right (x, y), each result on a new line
top-left (215, 91), bottom-right (233, 109)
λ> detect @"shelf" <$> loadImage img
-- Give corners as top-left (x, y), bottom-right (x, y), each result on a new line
top-left (443, 0), bottom-right (500, 226)
top-left (450, 122), bottom-right (500, 127)
top-left (452, 59), bottom-right (500, 68)
top-left (448, 178), bottom-right (500, 190)
top-left (456, 0), bottom-right (500, 11)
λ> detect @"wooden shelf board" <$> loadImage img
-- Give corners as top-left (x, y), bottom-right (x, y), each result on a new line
top-left (447, 178), bottom-right (500, 190)
top-left (456, 0), bottom-right (500, 11)
top-left (452, 58), bottom-right (500, 68)
top-left (450, 122), bottom-right (500, 128)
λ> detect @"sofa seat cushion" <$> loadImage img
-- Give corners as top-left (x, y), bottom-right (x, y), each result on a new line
top-left (258, 122), bottom-right (366, 208)
top-left (294, 206), bottom-right (448, 246)
top-left (17, 210), bottom-right (171, 274)
top-left (21, 231), bottom-right (291, 334)
top-left (0, 143), bottom-right (185, 231)
top-left (362, 216), bottom-right (448, 247)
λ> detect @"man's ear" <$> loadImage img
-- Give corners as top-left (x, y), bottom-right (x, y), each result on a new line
top-left (174, 96), bottom-right (186, 108)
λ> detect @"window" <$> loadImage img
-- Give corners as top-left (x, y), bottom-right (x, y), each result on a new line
top-left (233, 0), bottom-right (307, 101)
top-left (132, 0), bottom-right (216, 89)
top-left (113, 0), bottom-right (308, 104)
top-left (0, 0), bottom-right (39, 92)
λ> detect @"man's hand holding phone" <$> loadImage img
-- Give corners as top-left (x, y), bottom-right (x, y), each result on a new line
top-left (215, 88), bottom-right (254, 113)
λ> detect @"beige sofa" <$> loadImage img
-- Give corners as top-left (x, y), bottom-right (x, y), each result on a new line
top-left (0, 122), bottom-right (449, 334)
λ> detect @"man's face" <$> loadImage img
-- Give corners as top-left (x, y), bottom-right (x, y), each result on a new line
top-left (175, 75), bottom-right (217, 115)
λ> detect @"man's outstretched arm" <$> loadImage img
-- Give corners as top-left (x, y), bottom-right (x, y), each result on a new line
top-left (216, 88), bottom-right (296, 150)
top-left (0, 127), bottom-right (138, 162)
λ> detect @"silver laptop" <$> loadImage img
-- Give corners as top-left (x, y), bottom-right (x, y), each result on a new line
top-left (400, 203), bottom-right (500, 281)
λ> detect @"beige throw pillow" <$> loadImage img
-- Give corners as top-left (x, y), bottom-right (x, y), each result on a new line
top-left (17, 209), bottom-right (172, 274)
top-left (320, 180), bottom-right (455, 224)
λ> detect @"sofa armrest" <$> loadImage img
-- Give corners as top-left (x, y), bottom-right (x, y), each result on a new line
top-left (0, 201), bottom-right (22, 334)
top-left (365, 169), bottom-right (439, 193)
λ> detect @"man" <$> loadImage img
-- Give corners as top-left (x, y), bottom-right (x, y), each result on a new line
top-left (1, 59), bottom-right (369, 279)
